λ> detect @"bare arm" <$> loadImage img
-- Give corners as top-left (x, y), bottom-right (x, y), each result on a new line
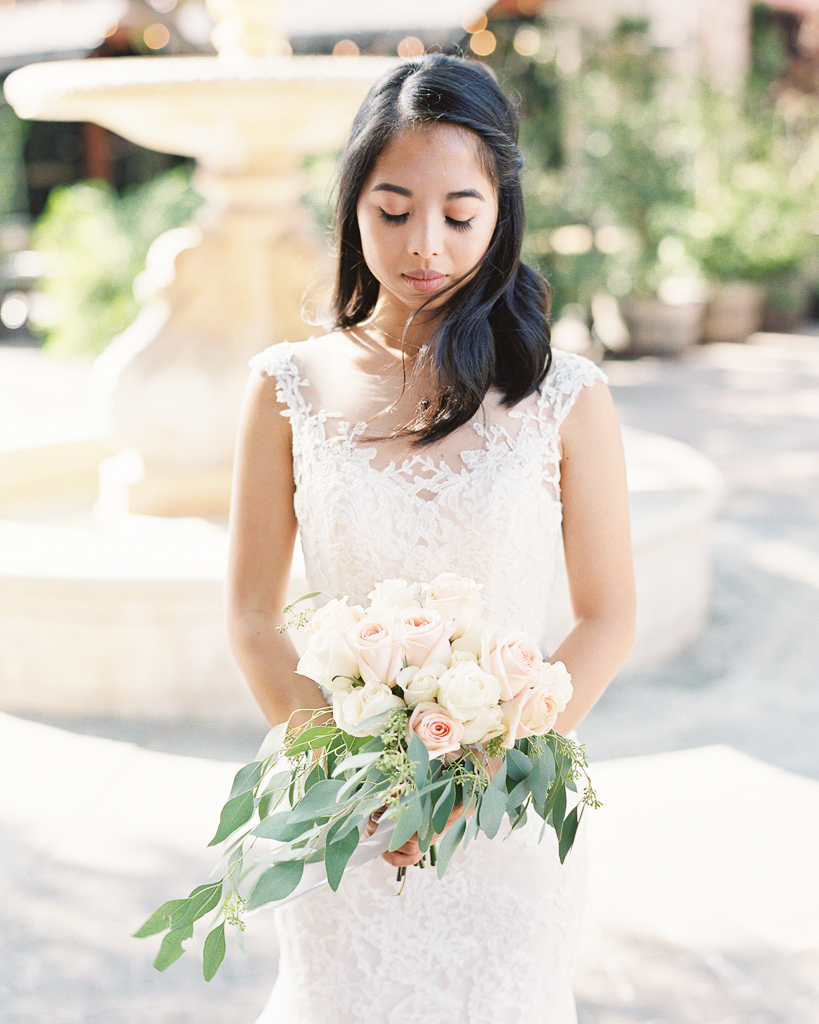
top-left (551, 380), bottom-right (636, 734)
top-left (226, 369), bottom-right (329, 728)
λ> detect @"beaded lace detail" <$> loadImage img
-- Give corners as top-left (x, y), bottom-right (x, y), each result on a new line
top-left (249, 339), bottom-right (604, 1024)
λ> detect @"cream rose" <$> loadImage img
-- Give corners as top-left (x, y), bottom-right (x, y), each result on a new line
top-left (500, 682), bottom-right (560, 749)
top-left (308, 597), bottom-right (364, 636)
top-left (296, 631), bottom-right (360, 693)
top-left (481, 630), bottom-right (544, 701)
top-left (421, 573), bottom-right (486, 639)
top-left (367, 578), bottom-right (419, 612)
top-left (333, 682), bottom-right (405, 737)
top-left (396, 662), bottom-right (447, 707)
top-left (460, 705), bottom-right (506, 746)
top-left (408, 701), bottom-right (464, 757)
top-left (539, 660), bottom-right (573, 711)
top-left (345, 615), bottom-right (405, 685)
top-left (436, 659), bottom-right (501, 723)
top-left (399, 608), bottom-right (452, 669)
top-left (450, 617), bottom-right (498, 658)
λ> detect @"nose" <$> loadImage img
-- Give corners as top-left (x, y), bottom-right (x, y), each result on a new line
top-left (409, 214), bottom-right (442, 259)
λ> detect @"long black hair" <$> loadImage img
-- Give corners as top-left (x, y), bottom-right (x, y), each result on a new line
top-left (332, 53), bottom-right (552, 445)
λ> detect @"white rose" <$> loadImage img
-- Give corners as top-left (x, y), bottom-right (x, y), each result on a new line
top-left (308, 597), bottom-right (364, 636)
top-left (539, 660), bottom-right (573, 711)
top-left (367, 578), bottom-right (419, 613)
top-left (332, 682), bottom-right (405, 737)
top-left (436, 659), bottom-right (501, 723)
top-left (421, 573), bottom-right (486, 639)
top-left (296, 631), bottom-right (360, 692)
top-left (397, 662), bottom-right (447, 707)
top-left (450, 617), bottom-right (498, 658)
top-left (460, 705), bottom-right (506, 746)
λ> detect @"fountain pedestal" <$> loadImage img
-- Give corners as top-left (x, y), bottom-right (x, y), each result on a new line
top-left (5, 55), bottom-right (394, 515)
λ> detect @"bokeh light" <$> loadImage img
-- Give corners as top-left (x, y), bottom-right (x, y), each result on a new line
top-left (143, 23), bottom-right (170, 50)
top-left (333, 39), bottom-right (359, 57)
top-left (513, 27), bottom-right (541, 57)
top-left (469, 30), bottom-right (496, 57)
top-left (397, 36), bottom-right (425, 58)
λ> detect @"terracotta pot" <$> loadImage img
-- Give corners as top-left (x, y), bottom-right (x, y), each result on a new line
top-left (702, 282), bottom-right (765, 344)
top-left (622, 296), bottom-right (706, 356)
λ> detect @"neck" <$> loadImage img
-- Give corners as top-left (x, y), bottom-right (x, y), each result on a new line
top-left (362, 303), bottom-right (437, 357)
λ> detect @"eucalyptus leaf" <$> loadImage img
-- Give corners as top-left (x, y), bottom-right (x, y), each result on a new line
top-left (435, 814), bottom-right (467, 879)
top-left (254, 722), bottom-right (287, 760)
top-left (389, 797), bottom-right (423, 851)
top-left (133, 898), bottom-right (187, 938)
top-left (431, 780), bottom-right (456, 835)
top-left (528, 754), bottom-right (555, 807)
top-left (228, 760), bottom-right (267, 800)
top-left (153, 923), bottom-right (193, 972)
top-left (558, 806), bottom-right (580, 863)
top-left (462, 802), bottom-right (480, 851)
top-left (407, 732), bottom-right (430, 789)
top-left (202, 922), bottom-right (226, 982)
top-left (285, 726), bottom-right (337, 758)
top-left (170, 882), bottom-right (223, 928)
top-left (207, 791), bottom-right (255, 847)
top-left (286, 779), bottom-right (346, 823)
top-left (325, 826), bottom-right (360, 891)
top-left (331, 750), bottom-right (382, 777)
top-left (253, 811), bottom-right (313, 842)
top-left (417, 798), bottom-right (436, 853)
top-left (505, 778), bottom-right (530, 816)
top-left (247, 860), bottom-right (305, 910)
top-left (478, 784), bottom-right (506, 839)
top-left (505, 747), bottom-right (533, 782)
top-left (489, 760), bottom-right (508, 792)
top-left (549, 782), bottom-right (567, 839)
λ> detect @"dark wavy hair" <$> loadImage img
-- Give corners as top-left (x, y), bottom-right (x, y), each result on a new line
top-left (332, 53), bottom-right (552, 445)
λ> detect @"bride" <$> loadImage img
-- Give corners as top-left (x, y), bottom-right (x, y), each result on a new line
top-left (227, 53), bottom-right (635, 1024)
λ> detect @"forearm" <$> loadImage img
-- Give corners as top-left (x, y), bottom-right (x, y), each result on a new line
top-left (550, 611), bottom-right (634, 735)
top-left (229, 611), bottom-right (330, 729)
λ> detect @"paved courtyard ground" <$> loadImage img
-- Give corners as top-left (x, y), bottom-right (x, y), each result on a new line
top-left (1, 332), bottom-right (817, 1023)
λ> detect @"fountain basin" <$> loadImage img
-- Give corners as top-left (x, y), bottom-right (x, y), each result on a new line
top-left (0, 428), bottom-right (722, 721)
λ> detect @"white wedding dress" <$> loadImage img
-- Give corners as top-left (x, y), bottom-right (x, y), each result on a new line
top-left (249, 339), bottom-right (605, 1024)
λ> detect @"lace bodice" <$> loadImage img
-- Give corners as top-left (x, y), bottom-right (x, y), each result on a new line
top-left (250, 341), bottom-right (605, 653)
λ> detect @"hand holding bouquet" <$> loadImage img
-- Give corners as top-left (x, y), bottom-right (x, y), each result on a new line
top-left (136, 574), bottom-right (598, 980)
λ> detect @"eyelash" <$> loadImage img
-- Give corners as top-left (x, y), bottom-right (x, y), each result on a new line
top-left (379, 211), bottom-right (474, 232)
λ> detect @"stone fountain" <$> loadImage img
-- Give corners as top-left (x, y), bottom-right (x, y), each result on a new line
top-left (0, 12), bottom-right (722, 721)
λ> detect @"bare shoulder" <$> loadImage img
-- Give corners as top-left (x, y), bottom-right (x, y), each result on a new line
top-left (559, 376), bottom-right (621, 459)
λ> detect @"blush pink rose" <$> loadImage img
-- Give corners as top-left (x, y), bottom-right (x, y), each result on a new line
top-left (408, 702), bottom-right (464, 757)
top-left (399, 608), bottom-right (452, 669)
top-left (499, 682), bottom-right (560, 749)
top-left (481, 630), bottom-right (544, 701)
top-left (345, 615), bottom-right (405, 685)
top-left (421, 573), bottom-right (486, 639)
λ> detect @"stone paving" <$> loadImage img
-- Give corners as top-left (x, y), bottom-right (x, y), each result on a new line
top-left (1, 333), bottom-right (818, 1023)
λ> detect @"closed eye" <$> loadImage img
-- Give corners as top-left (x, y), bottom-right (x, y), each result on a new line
top-left (379, 210), bottom-right (409, 226)
top-left (378, 210), bottom-right (474, 232)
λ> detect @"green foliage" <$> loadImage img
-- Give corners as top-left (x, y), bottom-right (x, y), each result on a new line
top-left (513, 15), bottom-right (819, 318)
top-left (30, 165), bottom-right (203, 356)
top-left (135, 708), bottom-right (595, 981)
top-left (0, 104), bottom-right (28, 221)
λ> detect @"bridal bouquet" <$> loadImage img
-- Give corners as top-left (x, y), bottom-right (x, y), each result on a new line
top-left (136, 574), bottom-right (598, 980)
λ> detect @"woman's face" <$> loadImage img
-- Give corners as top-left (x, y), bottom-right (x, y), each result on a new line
top-left (356, 123), bottom-right (499, 318)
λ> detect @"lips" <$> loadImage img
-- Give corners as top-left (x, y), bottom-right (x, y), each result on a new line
top-left (403, 269), bottom-right (447, 293)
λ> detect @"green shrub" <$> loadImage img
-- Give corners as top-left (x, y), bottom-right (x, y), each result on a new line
top-left (31, 165), bottom-right (203, 356)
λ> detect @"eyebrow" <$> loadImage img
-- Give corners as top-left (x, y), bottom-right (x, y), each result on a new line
top-left (371, 183), bottom-right (486, 201)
